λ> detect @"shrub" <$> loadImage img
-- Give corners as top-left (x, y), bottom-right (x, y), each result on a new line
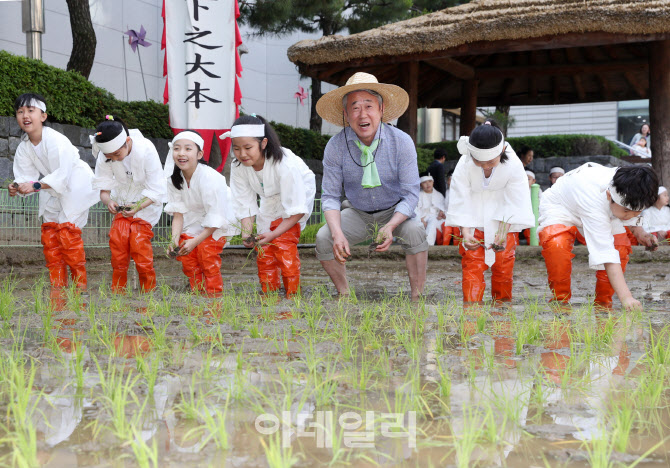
top-left (419, 134), bottom-right (628, 160)
top-left (271, 121), bottom-right (331, 161)
top-left (0, 51), bottom-right (173, 139)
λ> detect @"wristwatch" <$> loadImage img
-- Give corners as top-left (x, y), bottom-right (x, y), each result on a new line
top-left (32, 181), bottom-right (42, 191)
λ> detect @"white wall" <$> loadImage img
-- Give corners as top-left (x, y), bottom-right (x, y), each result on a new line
top-left (506, 102), bottom-right (618, 140)
top-left (238, 25), bottom-right (341, 135)
top-left (0, 0), bottom-right (165, 103)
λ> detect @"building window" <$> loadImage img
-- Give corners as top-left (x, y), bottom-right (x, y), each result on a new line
top-left (617, 100), bottom-right (649, 146)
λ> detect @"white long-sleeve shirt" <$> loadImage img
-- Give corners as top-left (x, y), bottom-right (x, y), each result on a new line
top-left (446, 144), bottom-right (535, 266)
top-left (165, 164), bottom-right (238, 241)
top-left (230, 147), bottom-right (316, 234)
top-left (415, 189), bottom-right (445, 222)
top-left (539, 163), bottom-right (641, 270)
top-left (642, 205), bottom-right (670, 233)
top-left (92, 129), bottom-right (167, 226)
top-left (13, 127), bottom-right (97, 225)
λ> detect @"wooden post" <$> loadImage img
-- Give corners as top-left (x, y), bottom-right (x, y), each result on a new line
top-left (459, 80), bottom-right (478, 136)
top-left (650, 40), bottom-right (670, 186)
top-left (397, 61), bottom-right (419, 142)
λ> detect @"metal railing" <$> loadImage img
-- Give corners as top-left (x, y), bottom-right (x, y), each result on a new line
top-left (0, 189), bottom-right (323, 247)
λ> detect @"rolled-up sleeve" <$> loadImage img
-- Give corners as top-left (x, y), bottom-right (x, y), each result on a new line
top-left (395, 135), bottom-right (420, 218)
top-left (321, 139), bottom-right (343, 212)
top-left (164, 182), bottom-right (187, 215)
top-left (141, 147), bottom-right (168, 204)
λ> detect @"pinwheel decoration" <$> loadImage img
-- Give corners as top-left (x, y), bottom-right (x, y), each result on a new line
top-left (126, 25), bottom-right (152, 52)
top-left (123, 25), bottom-right (152, 100)
top-left (294, 85), bottom-right (308, 106)
top-left (294, 85), bottom-right (309, 126)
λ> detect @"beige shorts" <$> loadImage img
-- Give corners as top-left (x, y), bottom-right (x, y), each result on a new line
top-left (315, 206), bottom-right (429, 261)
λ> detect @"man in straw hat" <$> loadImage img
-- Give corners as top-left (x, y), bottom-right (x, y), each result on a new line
top-left (315, 72), bottom-right (428, 300)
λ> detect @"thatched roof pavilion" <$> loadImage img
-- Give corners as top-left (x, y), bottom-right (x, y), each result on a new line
top-left (288, 0), bottom-right (670, 184)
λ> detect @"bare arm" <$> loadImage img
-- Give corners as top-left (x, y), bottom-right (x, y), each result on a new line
top-left (376, 212), bottom-right (408, 251)
top-left (604, 262), bottom-right (641, 310)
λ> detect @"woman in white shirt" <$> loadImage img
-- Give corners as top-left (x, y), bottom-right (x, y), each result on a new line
top-left (447, 122), bottom-right (534, 304)
top-left (227, 115), bottom-right (316, 298)
top-left (9, 93), bottom-right (97, 300)
top-left (643, 186), bottom-right (670, 240)
top-left (92, 115), bottom-right (167, 293)
top-left (164, 131), bottom-right (237, 297)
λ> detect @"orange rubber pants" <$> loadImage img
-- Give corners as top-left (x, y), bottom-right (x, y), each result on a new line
top-left (459, 229), bottom-right (518, 302)
top-left (441, 226), bottom-right (461, 246)
top-left (177, 233), bottom-right (226, 297)
top-left (539, 224), bottom-right (631, 307)
top-left (257, 219), bottom-right (301, 298)
top-left (625, 227), bottom-right (639, 246)
top-left (109, 214), bottom-right (156, 293)
top-left (42, 222), bottom-right (86, 290)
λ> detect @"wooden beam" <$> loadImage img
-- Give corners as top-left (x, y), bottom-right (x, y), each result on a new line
top-left (397, 61), bottom-right (419, 142)
top-left (650, 40), bottom-right (670, 186)
top-left (425, 57), bottom-right (475, 80)
top-left (459, 80), bottom-right (478, 136)
top-left (297, 32), bottom-right (670, 74)
top-left (476, 59), bottom-right (646, 79)
top-left (624, 71), bottom-right (646, 98)
top-left (499, 78), bottom-right (515, 102)
top-left (528, 51), bottom-right (538, 99)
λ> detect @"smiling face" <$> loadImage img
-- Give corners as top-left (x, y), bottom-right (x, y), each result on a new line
top-left (16, 105), bottom-right (47, 136)
top-left (172, 138), bottom-right (203, 173)
top-left (344, 90), bottom-right (383, 145)
top-left (103, 138), bottom-right (132, 162)
top-left (232, 136), bottom-right (267, 169)
top-left (641, 124), bottom-right (650, 136)
top-left (607, 191), bottom-right (642, 221)
top-left (420, 180), bottom-right (434, 193)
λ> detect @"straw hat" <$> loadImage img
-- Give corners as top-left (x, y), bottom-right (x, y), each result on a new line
top-left (316, 72), bottom-right (409, 127)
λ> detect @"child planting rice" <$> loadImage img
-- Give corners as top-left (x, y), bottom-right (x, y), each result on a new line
top-left (415, 175), bottom-right (446, 246)
top-left (92, 115), bottom-right (167, 293)
top-left (447, 121), bottom-right (535, 304)
top-left (164, 131), bottom-right (237, 297)
top-left (226, 114), bottom-right (316, 298)
top-left (8, 93), bottom-right (97, 303)
top-left (643, 186), bottom-right (670, 241)
top-left (539, 163), bottom-right (658, 310)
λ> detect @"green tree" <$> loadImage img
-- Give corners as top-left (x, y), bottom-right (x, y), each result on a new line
top-left (240, 0), bottom-right (412, 132)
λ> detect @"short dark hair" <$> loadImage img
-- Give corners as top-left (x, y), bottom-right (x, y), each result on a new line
top-left (433, 148), bottom-right (448, 160)
top-left (171, 129), bottom-right (206, 190)
top-left (231, 114), bottom-right (283, 165)
top-left (14, 93), bottom-right (47, 112)
top-left (611, 166), bottom-right (658, 211)
top-left (468, 124), bottom-right (508, 164)
top-left (518, 146), bottom-right (533, 157)
top-left (95, 115), bottom-right (130, 143)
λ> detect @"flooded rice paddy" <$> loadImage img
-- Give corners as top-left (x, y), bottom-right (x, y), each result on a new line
top-left (1, 246), bottom-right (670, 467)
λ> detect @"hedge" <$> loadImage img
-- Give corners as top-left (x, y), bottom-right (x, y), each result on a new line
top-left (0, 51), bottom-right (173, 139)
top-left (419, 134), bottom-right (628, 161)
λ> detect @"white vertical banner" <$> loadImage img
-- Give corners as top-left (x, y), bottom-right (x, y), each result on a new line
top-left (164, 0), bottom-right (237, 130)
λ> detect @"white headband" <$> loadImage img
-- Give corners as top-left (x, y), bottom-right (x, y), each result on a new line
top-left (90, 131), bottom-right (129, 156)
top-left (163, 132), bottom-right (207, 178)
top-left (420, 175), bottom-right (434, 183)
top-left (659, 186), bottom-right (667, 195)
top-left (29, 98), bottom-right (46, 112)
top-left (457, 135), bottom-right (505, 162)
top-left (549, 167), bottom-right (565, 175)
top-left (525, 170), bottom-right (535, 179)
top-left (608, 182), bottom-right (635, 211)
top-left (219, 124), bottom-right (265, 140)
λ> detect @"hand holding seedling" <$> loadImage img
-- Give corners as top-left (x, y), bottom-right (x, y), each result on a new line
top-left (632, 227), bottom-right (659, 251)
top-left (374, 225), bottom-right (394, 251)
top-left (491, 230), bottom-right (508, 251)
top-left (461, 228), bottom-right (481, 250)
top-left (105, 200), bottom-right (119, 214)
top-left (179, 238), bottom-right (199, 255)
top-left (17, 182), bottom-right (37, 194)
top-left (255, 231), bottom-right (277, 246)
top-left (621, 296), bottom-right (642, 311)
top-left (120, 205), bottom-right (140, 218)
top-left (333, 233), bottom-right (351, 264)
top-left (7, 182), bottom-right (18, 197)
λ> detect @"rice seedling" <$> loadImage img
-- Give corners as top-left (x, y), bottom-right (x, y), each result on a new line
top-left (608, 396), bottom-right (637, 453)
top-left (0, 273), bottom-right (18, 321)
top-left (192, 397), bottom-right (231, 451)
top-left (177, 374), bottom-right (209, 421)
top-left (128, 427), bottom-right (159, 468)
top-left (451, 405), bottom-right (484, 468)
top-left (260, 431), bottom-right (299, 468)
top-left (135, 351), bottom-right (161, 397)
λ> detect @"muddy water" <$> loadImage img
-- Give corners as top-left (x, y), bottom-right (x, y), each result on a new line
top-left (1, 248), bottom-right (670, 467)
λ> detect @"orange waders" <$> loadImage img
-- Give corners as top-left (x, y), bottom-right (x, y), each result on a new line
top-left (41, 222), bottom-right (87, 309)
top-left (109, 214), bottom-right (156, 293)
top-left (442, 226), bottom-right (462, 246)
top-left (539, 224), bottom-right (631, 308)
top-left (459, 229), bottom-right (519, 303)
top-left (177, 233), bottom-right (226, 297)
top-left (257, 219), bottom-right (301, 298)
